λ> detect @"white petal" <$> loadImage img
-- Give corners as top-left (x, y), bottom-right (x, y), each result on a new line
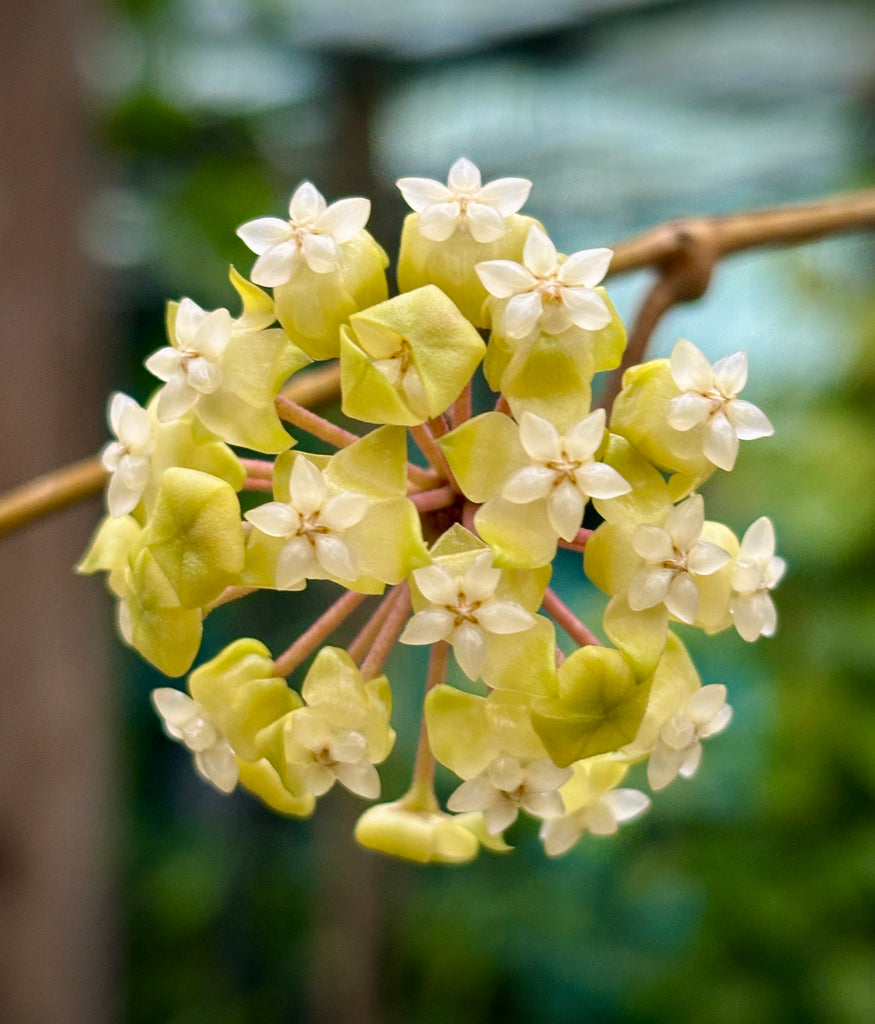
top-left (106, 472), bottom-right (141, 517)
top-left (602, 788), bottom-right (650, 823)
top-left (712, 350), bottom-right (748, 396)
top-left (108, 392), bottom-right (136, 437)
top-left (665, 572), bottom-right (699, 623)
top-left (523, 225), bottom-right (557, 277)
top-left (290, 457), bottom-right (327, 516)
top-left (666, 494), bottom-right (704, 551)
top-left (704, 411), bottom-right (739, 471)
top-left (740, 516), bottom-right (776, 562)
top-left (524, 758), bottom-right (573, 792)
top-left (627, 567), bottom-right (673, 610)
top-left (316, 196), bottom-right (370, 243)
top-left (522, 790), bottom-right (565, 821)
top-left (182, 715), bottom-right (218, 752)
top-left (502, 465), bottom-right (555, 503)
top-left (186, 356), bottom-right (222, 394)
top-left (314, 533), bottom-right (356, 579)
top-left (685, 684), bottom-right (728, 727)
top-left (329, 729), bottom-right (369, 764)
top-left (474, 259), bottom-right (537, 298)
top-left (452, 622), bottom-right (487, 680)
top-left (700, 704), bottom-right (733, 739)
top-left (195, 741), bottom-right (238, 793)
top-left (418, 202), bottom-right (461, 241)
top-left (236, 216), bottom-right (292, 255)
top-left (476, 600), bottom-right (535, 635)
top-left (573, 462), bottom-right (631, 501)
top-left (483, 798), bottom-right (519, 835)
top-left (412, 564), bottom-right (459, 606)
top-left (540, 816), bottom-right (584, 856)
top-left (632, 524), bottom-right (674, 563)
top-left (732, 594), bottom-right (766, 641)
top-left (757, 593), bottom-right (778, 636)
top-left (503, 291), bottom-right (544, 339)
top-left (372, 357), bottom-right (402, 387)
top-left (276, 538), bottom-right (316, 589)
top-left (475, 176), bottom-right (531, 215)
top-left (518, 411), bottom-right (561, 462)
top-left (677, 742), bottom-right (703, 779)
top-left (399, 608), bottom-right (455, 645)
top-left (459, 552), bottom-right (502, 603)
top-left (764, 557), bottom-right (786, 589)
top-left (580, 799), bottom-right (619, 836)
top-left (321, 491), bottom-right (369, 530)
top-left (151, 688), bottom-right (196, 731)
top-left (302, 763), bottom-right (336, 797)
top-left (647, 743), bottom-right (684, 790)
top-left (563, 409), bottom-right (606, 460)
top-left (731, 559), bottom-right (763, 594)
top-left (251, 241), bottom-right (300, 286)
top-left (562, 287), bottom-right (612, 331)
top-left (334, 760), bottom-right (381, 799)
top-left (660, 713), bottom-right (696, 751)
top-left (688, 540), bottom-right (731, 576)
top-left (547, 481), bottom-right (586, 541)
top-left (155, 374), bottom-right (198, 421)
top-left (144, 347), bottom-right (182, 383)
top-left (667, 392), bottom-right (712, 431)
top-left (465, 202), bottom-right (507, 243)
top-left (245, 501), bottom-right (298, 538)
top-left (558, 247), bottom-right (612, 288)
top-left (447, 156), bottom-right (481, 193)
top-left (302, 232), bottom-right (340, 274)
top-left (488, 756), bottom-right (525, 792)
top-left (117, 454), bottom-right (150, 492)
top-left (670, 339), bottom-right (714, 393)
top-left (396, 176), bottom-right (452, 212)
top-left (447, 777), bottom-right (495, 813)
top-left (725, 399), bottom-right (774, 440)
top-left (117, 402), bottom-right (153, 451)
top-left (174, 297), bottom-right (207, 343)
top-left (193, 307), bottom-right (232, 360)
top-left (289, 181), bottom-right (326, 223)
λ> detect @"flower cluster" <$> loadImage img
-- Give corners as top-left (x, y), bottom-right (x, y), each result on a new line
top-left (81, 158), bottom-right (782, 863)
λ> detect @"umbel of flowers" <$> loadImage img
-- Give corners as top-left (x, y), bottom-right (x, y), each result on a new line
top-left (80, 158), bottom-right (783, 864)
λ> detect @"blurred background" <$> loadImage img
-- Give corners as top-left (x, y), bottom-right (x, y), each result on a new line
top-left (1, 0), bottom-right (874, 1021)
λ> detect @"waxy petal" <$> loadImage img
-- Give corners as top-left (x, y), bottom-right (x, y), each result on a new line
top-left (547, 481), bottom-right (586, 541)
top-left (502, 465), bottom-right (556, 503)
top-left (740, 516), bottom-right (776, 562)
top-left (633, 524), bottom-right (674, 563)
top-left (475, 600), bottom-right (535, 634)
top-left (396, 176), bottom-right (453, 211)
top-left (688, 540), bottom-right (731, 576)
top-left (290, 456), bottom-right (328, 516)
top-left (726, 399), bottom-right (774, 440)
top-left (315, 196), bottom-right (370, 243)
top-left (452, 621), bottom-right (487, 680)
top-left (314, 533), bottom-right (356, 579)
top-left (523, 225), bottom-right (558, 277)
top-left (400, 608), bottom-right (456, 645)
top-left (321, 491), bottom-right (369, 531)
top-left (667, 392), bottom-right (712, 431)
top-left (155, 373), bottom-right (198, 421)
top-left (245, 501), bottom-right (299, 538)
top-left (413, 564), bottom-right (460, 606)
top-left (192, 305), bottom-right (230, 358)
top-left (289, 181), bottom-right (326, 224)
top-left (334, 759), bottom-right (381, 799)
top-left (447, 156), bottom-right (481, 193)
top-left (475, 176), bottom-right (532, 215)
top-left (276, 537), bottom-right (315, 589)
top-left (558, 247), bottom-right (612, 288)
top-left (145, 347), bottom-right (182, 382)
top-left (665, 572), bottom-right (699, 623)
top-left (703, 410), bottom-right (739, 470)
top-left (175, 297), bottom-right (207, 344)
top-left (666, 494), bottom-right (705, 551)
top-left (418, 202), bottom-right (461, 241)
top-left (713, 350), bottom-right (748, 396)
top-left (671, 339), bottom-right (715, 393)
top-left (573, 462), bottom-right (632, 501)
top-left (475, 259), bottom-right (537, 298)
top-left (562, 286), bottom-right (612, 331)
top-left (466, 202), bottom-right (507, 243)
top-left (251, 240), bottom-right (300, 286)
top-left (518, 411), bottom-right (561, 462)
top-left (236, 216), bottom-right (292, 255)
top-left (564, 409), bottom-right (606, 460)
top-left (628, 566), bottom-right (673, 610)
top-left (503, 291), bottom-right (544, 339)
top-left (301, 232), bottom-right (340, 274)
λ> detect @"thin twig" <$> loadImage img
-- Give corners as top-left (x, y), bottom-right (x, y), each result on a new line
top-left (347, 587), bottom-right (403, 665)
top-left (542, 588), bottom-right (601, 648)
top-left (410, 423), bottom-right (452, 482)
top-left (275, 395), bottom-right (361, 448)
top-left (557, 528), bottom-right (594, 552)
top-left (359, 583), bottom-right (411, 680)
top-left (274, 589), bottom-right (369, 677)
top-left (405, 641), bottom-right (449, 806)
top-left (409, 484), bottom-right (457, 514)
top-left (0, 458), bottom-right (105, 540)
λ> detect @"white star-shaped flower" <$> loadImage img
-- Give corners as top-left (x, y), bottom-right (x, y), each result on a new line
top-left (730, 516), bottom-right (786, 642)
top-left (539, 786), bottom-right (650, 857)
top-left (447, 755), bottom-right (572, 835)
top-left (244, 456), bottom-right (369, 589)
top-left (501, 408), bottom-right (631, 541)
top-left (101, 392), bottom-right (155, 517)
top-left (627, 494), bottom-right (731, 624)
top-left (145, 298), bottom-right (232, 421)
top-left (476, 225), bottom-right (613, 340)
top-left (399, 551), bottom-right (535, 681)
top-left (371, 338), bottom-right (429, 418)
top-left (396, 156), bottom-right (531, 244)
top-left (288, 707), bottom-right (381, 800)
top-left (667, 339), bottom-right (774, 471)
top-left (151, 688), bottom-right (238, 794)
top-left (647, 684), bottom-right (732, 790)
top-left (236, 181), bottom-right (371, 285)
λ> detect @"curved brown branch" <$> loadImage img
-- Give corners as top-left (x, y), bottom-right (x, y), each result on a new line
top-left (2, 190), bottom-right (875, 539)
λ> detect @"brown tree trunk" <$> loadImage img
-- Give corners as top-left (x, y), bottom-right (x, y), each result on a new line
top-left (0, 1), bottom-right (115, 1021)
